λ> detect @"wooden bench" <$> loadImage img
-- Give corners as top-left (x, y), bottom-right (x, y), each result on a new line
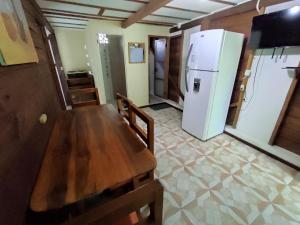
top-left (69, 88), bottom-right (100, 108)
top-left (67, 75), bottom-right (95, 90)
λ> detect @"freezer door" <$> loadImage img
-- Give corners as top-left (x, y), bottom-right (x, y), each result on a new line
top-left (182, 70), bottom-right (217, 140)
top-left (188, 30), bottom-right (225, 71)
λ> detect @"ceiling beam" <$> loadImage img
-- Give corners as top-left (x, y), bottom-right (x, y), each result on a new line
top-left (204, 0), bottom-right (236, 6)
top-left (45, 8), bottom-right (188, 21)
top-left (140, 20), bottom-right (174, 26)
top-left (125, 0), bottom-right (210, 14)
top-left (163, 5), bottom-right (209, 14)
top-left (43, 10), bottom-right (174, 27)
top-left (121, 0), bottom-right (172, 28)
top-left (50, 21), bottom-right (86, 26)
top-left (41, 8), bottom-right (126, 20)
top-left (170, 0), bottom-right (291, 33)
top-left (45, 15), bottom-right (88, 21)
top-left (43, 10), bottom-right (125, 21)
top-left (44, 0), bottom-right (135, 13)
top-left (52, 25), bottom-right (85, 29)
top-left (43, 0), bottom-right (208, 18)
top-left (151, 13), bottom-right (190, 20)
top-left (124, 0), bottom-right (236, 7)
top-left (98, 8), bottom-right (105, 16)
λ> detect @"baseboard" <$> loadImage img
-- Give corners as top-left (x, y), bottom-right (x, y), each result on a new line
top-left (140, 102), bottom-right (183, 112)
top-left (224, 131), bottom-right (300, 171)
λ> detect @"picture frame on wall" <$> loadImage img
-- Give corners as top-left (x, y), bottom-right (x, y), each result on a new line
top-left (128, 42), bottom-right (145, 64)
top-left (0, 0), bottom-right (38, 66)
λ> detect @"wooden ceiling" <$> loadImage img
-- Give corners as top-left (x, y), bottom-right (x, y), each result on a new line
top-left (36, 0), bottom-right (249, 30)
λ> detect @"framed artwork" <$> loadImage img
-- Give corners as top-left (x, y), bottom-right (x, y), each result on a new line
top-left (128, 42), bottom-right (145, 64)
top-left (0, 0), bottom-right (38, 65)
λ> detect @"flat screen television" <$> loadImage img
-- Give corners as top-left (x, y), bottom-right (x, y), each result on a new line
top-left (248, 6), bottom-right (300, 49)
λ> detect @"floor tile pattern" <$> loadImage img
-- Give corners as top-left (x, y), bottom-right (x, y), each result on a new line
top-left (140, 107), bottom-right (300, 225)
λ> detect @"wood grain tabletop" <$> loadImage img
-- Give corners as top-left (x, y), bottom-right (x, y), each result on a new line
top-left (30, 105), bottom-right (156, 212)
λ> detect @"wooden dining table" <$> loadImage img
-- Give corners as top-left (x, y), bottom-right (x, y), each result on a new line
top-left (30, 104), bottom-right (157, 213)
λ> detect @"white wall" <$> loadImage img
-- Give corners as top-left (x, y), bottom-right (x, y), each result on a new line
top-left (236, 47), bottom-right (300, 142)
top-left (227, 47), bottom-right (300, 167)
top-left (226, 1), bottom-right (300, 167)
top-left (85, 20), bottom-right (170, 106)
top-left (55, 28), bottom-right (88, 73)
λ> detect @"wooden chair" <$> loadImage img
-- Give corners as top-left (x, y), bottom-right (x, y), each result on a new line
top-left (69, 88), bottom-right (100, 108)
top-left (129, 104), bottom-right (154, 154)
top-left (116, 95), bottom-right (155, 187)
top-left (116, 93), bottom-right (132, 122)
top-left (64, 180), bottom-right (163, 225)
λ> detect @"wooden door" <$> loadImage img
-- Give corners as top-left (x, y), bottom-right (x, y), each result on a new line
top-left (168, 35), bottom-right (183, 103)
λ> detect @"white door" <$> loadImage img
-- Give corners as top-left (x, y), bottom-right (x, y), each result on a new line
top-left (182, 70), bottom-right (217, 140)
top-left (188, 30), bottom-right (224, 71)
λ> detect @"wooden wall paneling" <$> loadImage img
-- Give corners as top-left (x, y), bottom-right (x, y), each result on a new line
top-left (168, 35), bottom-right (183, 103)
top-left (274, 68), bottom-right (300, 154)
top-left (204, 8), bottom-right (267, 127)
top-left (231, 7), bottom-right (265, 127)
top-left (0, 1), bottom-right (62, 225)
top-left (269, 73), bottom-right (299, 145)
top-left (206, 9), bottom-right (258, 125)
top-left (164, 37), bottom-right (170, 99)
top-left (169, 0), bottom-right (290, 33)
top-left (231, 50), bottom-right (254, 127)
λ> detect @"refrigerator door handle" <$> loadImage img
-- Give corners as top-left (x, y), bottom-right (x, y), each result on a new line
top-left (185, 44), bottom-right (193, 92)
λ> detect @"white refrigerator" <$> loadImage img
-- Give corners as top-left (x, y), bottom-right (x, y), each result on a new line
top-left (182, 29), bottom-right (244, 141)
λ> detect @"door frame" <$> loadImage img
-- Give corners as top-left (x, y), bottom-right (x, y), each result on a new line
top-left (148, 35), bottom-right (170, 99)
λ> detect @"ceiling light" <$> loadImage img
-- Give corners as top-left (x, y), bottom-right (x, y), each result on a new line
top-left (289, 6), bottom-right (300, 15)
top-left (97, 33), bottom-right (109, 44)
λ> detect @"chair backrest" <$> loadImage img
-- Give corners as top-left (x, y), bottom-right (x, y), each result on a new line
top-left (116, 93), bottom-right (132, 122)
top-left (63, 180), bottom-right (163, 225)
top-left (70, 88), bottom-right (100, 108)
top-left (129, 104), bottom-right (154, 154)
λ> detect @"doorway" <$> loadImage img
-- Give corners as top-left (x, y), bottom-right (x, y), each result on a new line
top-left (148, 36), bottom-right (169, 105)
top-left (99, 34), bottom-right (127, 105)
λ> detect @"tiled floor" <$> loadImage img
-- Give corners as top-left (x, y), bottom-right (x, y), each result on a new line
top-left (141, 106), bottom-right (300, 225)
top-left (149, 94), bottom-right (164, 105)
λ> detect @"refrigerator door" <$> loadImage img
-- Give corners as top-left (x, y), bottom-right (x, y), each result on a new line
top-left (187, 29), bottom-right (225, 71)
top-left (184, 43), bottom-right (194, 92)
top-left (182, 70), bottom-right (217, 140)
